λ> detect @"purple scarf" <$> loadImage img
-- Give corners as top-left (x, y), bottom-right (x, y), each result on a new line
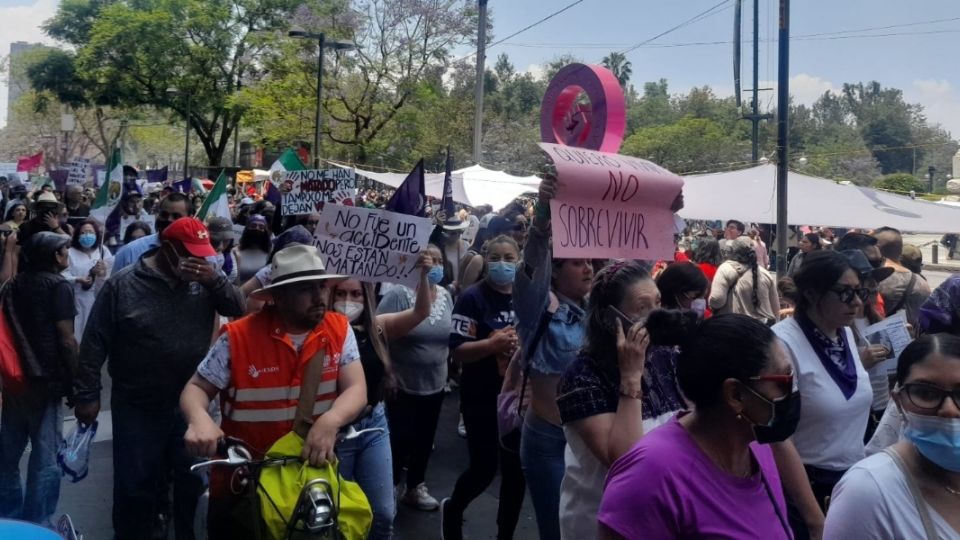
top-left (795, 313), bottom-right (857, 399)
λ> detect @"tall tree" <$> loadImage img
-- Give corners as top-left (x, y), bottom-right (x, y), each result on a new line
top-left (601, 51), bottom-right (632, 88)
top-left (31, 0), bottom-right (300, 167)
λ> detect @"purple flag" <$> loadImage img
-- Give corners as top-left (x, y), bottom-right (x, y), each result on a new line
top-left (385, 159), bottom-right (426, 217)
top-left (146, 166), bottom-right (168, 183)
top-left (172, 177), bottom-right (193, 193)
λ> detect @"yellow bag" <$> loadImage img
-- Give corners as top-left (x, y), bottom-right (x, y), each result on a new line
top-left (257, 432), bottom-right (372, 540)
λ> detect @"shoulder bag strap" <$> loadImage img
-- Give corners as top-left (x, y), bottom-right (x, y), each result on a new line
top-left (889, 272), bottom-right (917, 315)
top-left (293, 348), bottom-right (328, 439)
top-left (883, 447), bottom-right (938, 540)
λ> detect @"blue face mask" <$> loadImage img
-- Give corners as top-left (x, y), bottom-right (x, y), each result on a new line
top-left (903, 411), bottom-right (960, 472)
top-left (487, 261), bottom-right (517, 287)
top-left (427, 265), bottom-right (444, 285)
top-left (79, 233), bottom-right (97, 249)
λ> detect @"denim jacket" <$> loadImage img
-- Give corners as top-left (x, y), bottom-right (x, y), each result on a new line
top-left (514, 224), bottom-right (587, 376)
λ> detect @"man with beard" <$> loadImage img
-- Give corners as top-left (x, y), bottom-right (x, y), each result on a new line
top-left (74, 217), bottom-right (245, 539)
top-left (180, 244), bottom-right (365, 539)
top-left (64, 185), bottom-right (91, 230)
top-left (111, 192), bottom-right (191, 274)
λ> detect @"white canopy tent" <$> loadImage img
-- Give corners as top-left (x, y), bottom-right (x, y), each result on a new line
top-left (328, 161), bottom-right (540, 210)
top-left (680, 164), bottom-right (960, 233)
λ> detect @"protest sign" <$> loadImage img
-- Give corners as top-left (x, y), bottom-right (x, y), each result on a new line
top-left (539, 142), bottom-right (684, 260)
top-left (281, 168), bottom-right (357, 215)
top-left (313, 204), bottom-right (432, 288)
top-left (67, 158), bottom-right (90, 185)
top-left (0, 163), bottom-right (17, 180)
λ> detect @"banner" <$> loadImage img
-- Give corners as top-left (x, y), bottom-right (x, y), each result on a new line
top-left (67, 158), bottom-right (90, 185)
top-left (281, 168), bottom-right (357, 215)
top-left (313, 205), bottom-right (433, 288)
top-left (539, 142), bottom-right (684, 260)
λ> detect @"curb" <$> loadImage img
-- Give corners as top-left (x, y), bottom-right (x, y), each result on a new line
top-left (923, 263), bottom-right (960, 273)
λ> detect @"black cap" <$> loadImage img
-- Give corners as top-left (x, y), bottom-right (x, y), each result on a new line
top-left (841, 249), bottom-right (895, 283)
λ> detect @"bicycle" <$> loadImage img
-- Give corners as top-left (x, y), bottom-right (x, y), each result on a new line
top-left (191, 425), bottom-right (384, 540)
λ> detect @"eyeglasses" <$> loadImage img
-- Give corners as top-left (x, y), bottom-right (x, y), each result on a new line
top-left (897, 383), bottom-right (960, 411)
top-left (829, 286), bottom-right (870, 304)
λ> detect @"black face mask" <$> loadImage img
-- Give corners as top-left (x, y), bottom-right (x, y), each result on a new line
top-left (742, 385), bottom-right (801, 444)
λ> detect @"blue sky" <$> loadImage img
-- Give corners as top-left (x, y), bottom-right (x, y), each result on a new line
top-left (3, 0), bottom-right (959, 136)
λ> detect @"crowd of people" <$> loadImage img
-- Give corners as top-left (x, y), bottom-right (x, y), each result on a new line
top-left (0, 167), bottom-right (958, 540)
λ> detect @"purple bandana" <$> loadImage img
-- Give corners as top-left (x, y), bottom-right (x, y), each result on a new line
top-left (795, 313), bottom-right (857, 399)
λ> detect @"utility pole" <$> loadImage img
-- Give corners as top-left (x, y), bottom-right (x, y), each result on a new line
top-left (775, 0), bottom-right (790, 274)
top-left (472, 0), bottom-right (488, 165)
top-left (743, 0), bottom-right (773, 162)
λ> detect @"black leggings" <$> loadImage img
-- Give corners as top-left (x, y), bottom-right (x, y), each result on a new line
top-left (386, 389), bottom-right (445, 487)
top-left (447, 380), bottom-right (527, 539)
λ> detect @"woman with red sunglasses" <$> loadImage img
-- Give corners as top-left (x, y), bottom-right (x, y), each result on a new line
top-left (598, 314), bottom-right (798, 539)
top-left (772, 250), bottom-right (874, 527)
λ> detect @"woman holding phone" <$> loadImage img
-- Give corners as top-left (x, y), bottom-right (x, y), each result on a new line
top-left (554, 262), bottom-right (689, 540)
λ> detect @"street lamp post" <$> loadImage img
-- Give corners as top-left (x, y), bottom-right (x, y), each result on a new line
top-left (167, 88), bottom-right (192, 179)
top-left (928, 165), bottom-right (936, 193)
top-left (288, 29), bottom-right (354, 169)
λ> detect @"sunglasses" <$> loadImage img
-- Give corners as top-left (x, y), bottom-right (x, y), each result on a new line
top-left (749, 373), bottom-right (794, 394)
top-left (897, 382), bottom-right (960, 411)
top-left (829, 286), bottom-right (870, 304)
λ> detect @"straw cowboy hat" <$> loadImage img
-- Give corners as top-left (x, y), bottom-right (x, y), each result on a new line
top-left (251, 244), bottom-right (346, 300)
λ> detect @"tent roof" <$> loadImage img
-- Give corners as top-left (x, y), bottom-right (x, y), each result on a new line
top-left (329, 162), bottom-right (539, 210)
top-left (680, 164), bottom-right (960, 233)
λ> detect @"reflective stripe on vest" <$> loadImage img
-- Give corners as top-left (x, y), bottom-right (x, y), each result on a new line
top-left (230, 379), bottom-right (338, 403)
top-left (226, 398), bottom-right (335, 422)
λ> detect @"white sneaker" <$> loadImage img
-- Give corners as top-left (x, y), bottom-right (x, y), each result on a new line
top-left (401, 482), bottom-right (440, 511)
top-left (457, 414), bottom-right (467, 438)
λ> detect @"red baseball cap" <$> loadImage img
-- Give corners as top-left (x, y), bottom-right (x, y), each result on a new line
top-left (160, 217), bottom-right (217, 258)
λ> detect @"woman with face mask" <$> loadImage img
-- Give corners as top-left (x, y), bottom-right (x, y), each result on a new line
top-left (772, 250), bottom-right (874, 525)
top-left (330, 253), bottom-right (434, 540)
top-left (655, 261), bottom-right (710, 317)
top-left (441, 236), bottom-right (526, 540)
top-left (599, 314), bottom-right (797, 540)
top-left (63, 218), bottom-right (113, 342)
top-left (377, 244), bottom-right (453, 512)
top-left (232, 215), bottom-right (271, 284)
top-left (825, 334), bottom-right (960, 539)
top-left (555, 262), bottom-right (690, 540)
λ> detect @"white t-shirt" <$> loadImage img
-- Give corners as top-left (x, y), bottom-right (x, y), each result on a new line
top-left (825, 451), bottom-right (960, 540)
top-left (773, 318), bottom-right (873, 470)
top-left (558, 411), bottom-right (675, 540)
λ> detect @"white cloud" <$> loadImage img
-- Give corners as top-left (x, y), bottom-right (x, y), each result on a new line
top-left (788, 74), bottom-right (837, 106)
top-left (908, 79), bottom-right (960, 138)
top-left (0, 0), bottom-right (58, 128)
top-left (524, 63), bottom-right (546, 80)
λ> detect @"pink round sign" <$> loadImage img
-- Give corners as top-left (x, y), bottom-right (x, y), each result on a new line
top-left (539, 63), bottom-right (626, 153)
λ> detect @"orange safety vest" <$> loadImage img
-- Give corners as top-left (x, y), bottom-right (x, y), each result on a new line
top-left (220, 307), bottom-right (348, 453)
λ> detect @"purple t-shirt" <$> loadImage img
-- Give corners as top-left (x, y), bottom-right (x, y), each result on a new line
top-left (598, 416), bottom-right (792, 539)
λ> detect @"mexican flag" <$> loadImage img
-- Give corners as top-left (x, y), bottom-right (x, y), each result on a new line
top-left (90, 147), bottom-right (124, 225)
top-left (264, 148), bottom-right (305, 207)
top-left (196, 170), bottom-right (231, 221)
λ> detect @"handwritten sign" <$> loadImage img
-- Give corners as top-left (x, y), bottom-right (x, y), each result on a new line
top-left (281, 168), bottom-right (357, 215)
top-left (67, 158), bottom-right (90, 185)
top-left (313, 205), bottom-right (432, 287)
top-left (540, 142), bottom-right (684, 260)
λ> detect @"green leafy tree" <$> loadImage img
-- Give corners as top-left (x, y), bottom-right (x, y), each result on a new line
top-left (841, 82), bottom-right (922, 174)
top-left (621, 116), bottom-right (746, 174)
top-left (32, 0), bottom-right (300, 166)
top-left (874, 173), bottom-right (927, 193)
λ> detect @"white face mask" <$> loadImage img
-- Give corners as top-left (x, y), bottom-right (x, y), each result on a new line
top-left (690, 298), bottom-right (707, 316)
top-left (334, 300), bottom-right (364, 323)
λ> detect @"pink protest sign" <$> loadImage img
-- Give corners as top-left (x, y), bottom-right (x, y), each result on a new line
top-left (540, 64), bottom-right (626, 153)
top-left (539, 142), bottom-right (684, 260)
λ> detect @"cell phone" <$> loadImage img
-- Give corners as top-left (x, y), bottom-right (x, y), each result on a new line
top-left (603, 306), bottom-right (637, 332)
